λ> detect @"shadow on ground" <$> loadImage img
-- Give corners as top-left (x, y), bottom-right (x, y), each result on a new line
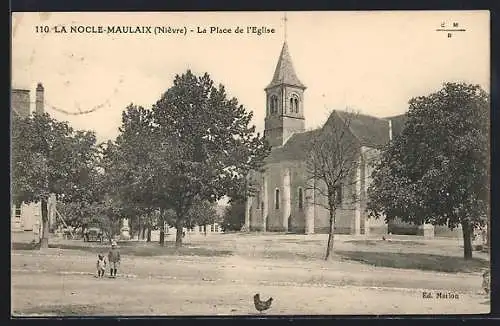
top-left (11, 242), bottom-right (233, 257)
top-left (344, 239), bottom-right (427, 246)
top-left (337, 250), bottom-right (489, 273)
top-left (259, 250), bottom-right (323, 261)
top-left (263, 238), bottom-right (325, 245)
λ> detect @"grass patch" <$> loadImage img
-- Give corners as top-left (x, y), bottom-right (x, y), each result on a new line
top-left (13, 304), bottom-right (105, 316)
top-left (11, 242), bottom-right (40, 250)
top-left (338, 250), bottom-right (489, 273)
top-left (11, 242), bottom-right (233, 257)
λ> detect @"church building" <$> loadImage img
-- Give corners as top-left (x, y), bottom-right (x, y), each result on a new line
top-left (243, 41), bottom-right (438, 236)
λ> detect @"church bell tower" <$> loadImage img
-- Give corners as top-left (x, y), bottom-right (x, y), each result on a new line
top-left (264, 40), bottom-right (306, 147)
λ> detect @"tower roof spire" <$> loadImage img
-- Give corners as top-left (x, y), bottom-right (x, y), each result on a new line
top-left (265, 42), bottom-right (306, 90)
top-left (266, 13), bottom-right (305, 90)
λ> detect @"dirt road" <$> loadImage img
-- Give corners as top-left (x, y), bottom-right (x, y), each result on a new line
top-left (11, 252), bottom-right (489, 316)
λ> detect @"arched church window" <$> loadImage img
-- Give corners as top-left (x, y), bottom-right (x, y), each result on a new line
top-left (270, 95), bottom-right (278, 114)
top-left (298, 188), bottom-right (304, 209)
top-left (275, 188), bottom-right (280, 209)
top-left (289, 94), bottom-right (300, 113)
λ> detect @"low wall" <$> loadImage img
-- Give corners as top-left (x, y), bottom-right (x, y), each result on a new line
top-left (434, 225), bottom-right (462, 238)
top-left (366, 224), bottom-right (388, 235)
top-left (313, 226), bottom-right (352, 234)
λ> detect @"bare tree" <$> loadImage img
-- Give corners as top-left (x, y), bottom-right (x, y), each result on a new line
top-left (306, 110), bottom-right (361, 260)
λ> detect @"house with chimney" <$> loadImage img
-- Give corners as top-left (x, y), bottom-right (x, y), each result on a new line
top-left (11, 83), bottom-right (56, 232)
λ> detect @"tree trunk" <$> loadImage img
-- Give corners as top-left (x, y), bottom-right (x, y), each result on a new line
top-left (204, 225), bottom-right (207, 236)
top-left (147, 228), bottom-right (151, 242)
top-left (175, 218), bottom-right (183, 248)
top-left (40, 198), bottom-right (49, 249)
top-left (325, 209), bottom-right (336, 260)
top-left (159, 223), bottom-right (165, 247)
top-left (461, 220), bottom-right (473, 260)
top-left (141, 227), bottom-right (146, 240)
top-left (486, 218), bottom-right (490, 247)
top-left (159, 209), bottom-right (165, 246)
top-left (159, 230), bottom-right (165, 246)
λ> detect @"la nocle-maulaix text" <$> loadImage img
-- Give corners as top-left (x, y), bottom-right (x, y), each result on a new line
top-left (52, 25), bottom-right (276, 36)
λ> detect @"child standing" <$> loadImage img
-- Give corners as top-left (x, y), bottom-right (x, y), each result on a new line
top-left (108, 240), bottom-right (121, 278)
top-left (96, 254), bottom-right (107, 278)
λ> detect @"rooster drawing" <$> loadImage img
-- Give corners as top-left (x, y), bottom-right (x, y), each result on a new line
top-left (254, 293), bottom-right (273, 313)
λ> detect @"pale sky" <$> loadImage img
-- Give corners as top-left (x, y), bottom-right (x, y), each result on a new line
top-left (12, 11), bottom-right (490, 143)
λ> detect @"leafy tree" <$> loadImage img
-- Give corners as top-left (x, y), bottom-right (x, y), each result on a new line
top-left (151, 70), bottom-right (270, 247)
top-left (11, 113), bottom-right (99, 248)
top-left (103, 106), bottom-right (161, 239)
top-left (53, 153), bottom-right (107, 233)
top-left (306, 110), bottom-right (361, 260)
top-left (130, 211), bottom-right (157, 241)
top-left (56, 197), bottom-right (122, 243)
top-left (96, 196), bottom-right (124, 242)
top-left (221, 200), bottom-right (245, 232)
top-left (55, 201), bottom-right (101, 231)
top-left (367, 83), bottom-right (489, 259)
top-left (140, 211), bottom-right (159, 242)
top-left (105, 105), bottom-right (180, 246)
top-left (184, 200), bottom-right (220, 235)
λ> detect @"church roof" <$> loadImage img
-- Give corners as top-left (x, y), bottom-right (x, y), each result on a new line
top-left (265, 129), bottom-right (322, 164)
top-left (266, 42), bottom-right (306, 90)
top-left (264, 111), bottom-right (395, 164)
top-left (335, 111), bottom-right (390, 148)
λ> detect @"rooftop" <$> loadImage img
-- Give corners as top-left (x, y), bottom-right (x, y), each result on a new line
top-left (266, 42), bottom-right (306, 90)
top-left (264, 110), bottom-right (406, 164)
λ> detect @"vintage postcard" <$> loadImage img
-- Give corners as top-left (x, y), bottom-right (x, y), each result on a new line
top-left (11, 11), bottom-right (490, 316)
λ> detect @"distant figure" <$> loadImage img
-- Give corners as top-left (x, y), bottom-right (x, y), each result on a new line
top-left (253, 293), bottom-right (273, 313)
top-left (108, 240), bottom-right (121, 278)
top-left (96, 253), bottom-right (107, 278)
top-left (182, 231), bottom-right (186, 238)
top-left (482, 270), bottom-right (490, 295)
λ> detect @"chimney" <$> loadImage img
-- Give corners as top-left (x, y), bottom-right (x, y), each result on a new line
top-left (388, 119), bottom-right (393, 141)
top-left (35, 83), bottom-right (44, 114)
